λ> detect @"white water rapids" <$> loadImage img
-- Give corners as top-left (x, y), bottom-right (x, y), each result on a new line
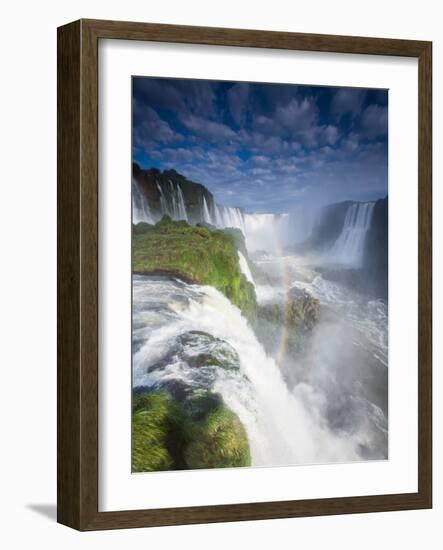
top-left (132, 181), bottom-right (387, 466)
top-left (133, 260), bottom-right (388, 466)
top-left (133, 275), bottom-right (362, 465)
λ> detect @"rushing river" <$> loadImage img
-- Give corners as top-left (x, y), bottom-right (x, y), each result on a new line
top-left (133, 248), bottom-right (388, 466)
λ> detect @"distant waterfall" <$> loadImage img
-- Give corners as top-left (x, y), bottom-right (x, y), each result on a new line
top-left (202, 196), bottom-right (212, 224)
top-left (329, 202), bottom-right (375, 267)
top-left (217, 205), bottom-right (245, 231)
top-left (224, 206), bottom-right (245, 231)
top-left (133, 275), bottom-right (359, 466)
top-left (204, 202), bottom-right (246, 232)
top-left (155, 179), bottom-right (188, 221)
top-left (132, 178), bottom-right (154, 224)
top-left (168, 179), bottom-right (188, 221)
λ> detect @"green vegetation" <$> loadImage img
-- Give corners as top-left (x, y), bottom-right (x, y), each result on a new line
top-left (133, 216), bottom-right (257, 319)
top-left (132, 392), bottom-right (184, 472)
top-left (132, 217), bottom-right (254, 472)
top-left (184, 405), bottom-right (250, 469)
top-left (132, 390), bottom-right (251, 472)
top-left (221, 227), bottom-right (248, 258)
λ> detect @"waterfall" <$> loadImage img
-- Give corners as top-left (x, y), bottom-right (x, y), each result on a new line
top-left (132, 178), bottom-right (154, 224)
top-left (202, 196), bottom-right (212, 224)
top-left (218, 205), bottom-right (245, 231)
top-left (156, 181), bottom-right (169, 218)
top-left (171, 180), bottom-right (188, 221)
top-left (154, 179), bottom-right (188, 221)
top-left (212, 204), bottom-right (221, 227)
top-left (134, 175), bottom-right (248, 229)
top-left (238, 251), bottom-right (255, 287)
top-left (133, 276), bottom-right (359, 466)
top-left (205, 203), bottom-right (246, 232)
top-left (328, 202), bottom-right (375, 267)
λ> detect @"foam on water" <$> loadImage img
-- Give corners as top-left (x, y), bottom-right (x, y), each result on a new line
top-left (132, 275), bottom-right (371, 466)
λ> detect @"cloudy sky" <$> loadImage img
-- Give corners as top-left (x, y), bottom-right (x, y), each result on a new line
top-left (132, 77), bottom-right (388, 213)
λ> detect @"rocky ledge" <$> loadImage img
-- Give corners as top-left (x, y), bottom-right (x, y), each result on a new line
top-left (133, 215), bottom-right (257, 320)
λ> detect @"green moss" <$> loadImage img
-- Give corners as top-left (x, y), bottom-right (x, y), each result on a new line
top-left (184, 405), bottom-right (251, 469)
top-left (133, 216), bottom-right (257, 320)
top-left (132, 392), bottom-right (185, 472)
top-left (221, 227), bottom-right (248, 257)
top-left (132, 390), bottom-right (251, 472)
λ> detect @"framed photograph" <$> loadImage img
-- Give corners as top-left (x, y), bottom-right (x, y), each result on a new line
top-left (57, 19), bottom-right (432, 530)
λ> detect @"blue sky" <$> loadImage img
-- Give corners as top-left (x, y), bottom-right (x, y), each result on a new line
top-left (132, 77), bottom-right (388, 213)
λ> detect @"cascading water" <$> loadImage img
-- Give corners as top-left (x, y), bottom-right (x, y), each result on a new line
top-left (133, 171), bottom-right (319, 251)
top-left (203, 201), bottom-right (246, 231)
top-left (151, 179), bottom-right (189, 221)
top-left (238, 251), bottom-right (255, 287)
top-left (132, 178), bottom-right (154, 224)
top-left (213, 203), bottom-right (224, 227)
top-left (156, 181), bottom-right (169, 218)
top-left (202, 196), bottom-right (212, 224)
top-left (131, 186), bottom-right (388, 467)
top-left (133, 173), bottom-right (249, 230)
top-left (133, 275), bottom-right (360, 466)
top-left (328, 202), bottom-right (375, 267)
top-left (172, 180), bottom-right (188, 221)
top-left (218, 205), bottom-right (245, 231)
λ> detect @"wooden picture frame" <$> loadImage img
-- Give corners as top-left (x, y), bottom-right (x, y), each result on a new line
top-left (57, 18), bottom-right (432, 530)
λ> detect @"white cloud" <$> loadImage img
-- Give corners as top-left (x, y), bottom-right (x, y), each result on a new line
top-left (331, 88), bottom-right (366, 116)
top-left (228, 83), bottom-right (249, 126)
top-left (180, 113), bottom-right (236, 140)
top-left (360, 105), bottom-right (388, 139)
top-left (133, 106), bottom-right (182, 148)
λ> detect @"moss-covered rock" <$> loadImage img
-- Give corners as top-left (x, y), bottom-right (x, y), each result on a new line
top-left (255, 288), bottom-right (320, 356)
top-left (184, 405), bottom-right (251, 469)
top-left (221, 227), bottom-right (248, 258)
top-left (132, 390), bottom-right (251, 472)
top-left (133, 216), bottom-right (257, 320)
top-left (132, 392), bottom-right (187, 472)
top-left (286, 287), bottom-right (320, 332)
top-left (178, 331), bottom-right (240, 370)
top-left (144, 331), bottom-right (242, 402)
top-left (258, 288), bottom-right (320, 334)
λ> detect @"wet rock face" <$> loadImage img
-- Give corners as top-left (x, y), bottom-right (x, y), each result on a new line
top-left (258, 288), bottom-right (320, 334)
top-left (255, 287), bottom-right (320, 357)
top-left (132, 329), bottom-right (251, 472)
top-left (362, 196), bottom-right (388, 300)
top-left (287, 287), bottom-right (321, 333)
top-left (132, 390), bottom-right (251, 472)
